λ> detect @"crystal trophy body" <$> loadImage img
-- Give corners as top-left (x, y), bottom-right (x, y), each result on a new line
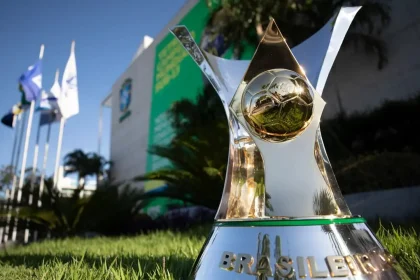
top-left (171, 7), bottom-right (407, 280)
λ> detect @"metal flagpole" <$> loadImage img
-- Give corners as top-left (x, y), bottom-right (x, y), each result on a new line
top-left (30, 119), bottom-right (41, 197)
top-left (12, 101), bottom-right (35, 242)
top-left (12, 44), bottom-right (44, 243)
top-left (0, 114), bottom-right (20, 244)
top-left (38, 68), bottom-right (59, 208)
top-left (12, 113), bottom-right (26, 194)
top-left (98, 105), bottom-right (103, 155)
top-left (54, 40), bottom-right (78, 189)
top-left (38, 122), bottom-right (52, 207)
top-left (0, 199), bottom-right (7, 243)
top-left (33, 121), bottom-right (52, 241)
top-left (24, 117), bottom-right (42, 243)
top-left (3, 111), bottom-right (26, 243)
top-left (54, 68), bottom-right (66, 187)
top-left (54, 118), bottom-right (65, 187)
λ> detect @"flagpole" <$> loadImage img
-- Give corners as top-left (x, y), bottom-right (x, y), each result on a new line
top-left (0, 115), bottom-right (20, 244)
top-left (33, 121), bottom-right (52, 242)
top-left (54, 118), bottom-right (65, 187)
top-left (29, 119), bottom-right (41, 198)
top-left (98, 105), bottom-right (103, 155)
top-left (38, 68), bottom-right (59, 205)
top-left (53, 40), bottom-right (77, 189)
top-left (11, 113), bottom-right (26, 200)
top-left (10, 115), bottom-right (19, 170)
top-left (38, 122), bottom-right (51, 207)
top-left (3, 112), bottom-right (26, 243)
top-left (12, 101), bottom-right (35, 242)
top-left (24, 117), bottom-right (41, 243)
top-left (11, 44), bottom-right (44, 243)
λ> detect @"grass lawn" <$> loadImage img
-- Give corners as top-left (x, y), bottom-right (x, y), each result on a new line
top-left (0, 224), bottom-right (419, 280)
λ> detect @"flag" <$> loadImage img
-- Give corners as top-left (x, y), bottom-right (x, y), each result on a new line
top-left (59, 42), bottom-right (79, 119)
top-left (38, 90), bottom-right (56, 111)
top-left (38, 77), bottom-right (60, 111)
top-left (38, 69), bottom-right (62, 126)
top-left (1, 111), bottom-right (15, 128)
top-left (39, 110), bottom-right (60, 126)
top-left (19, 59), bottom-right (42, 103)
top-left (1, 103), bottom-right (24, 128)
top-left (38, 91), bottom-right (62, 126)
top-left (11, 103), bottom-right (24, 115)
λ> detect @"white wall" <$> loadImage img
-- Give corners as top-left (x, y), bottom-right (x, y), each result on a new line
top-left (109, 0), bottom-right (199, 187)
top-left (110, 47), bottom-right (154, 186)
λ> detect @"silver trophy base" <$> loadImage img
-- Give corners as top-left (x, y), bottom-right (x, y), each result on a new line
top-left (190, 217), bottom-right (407, 279)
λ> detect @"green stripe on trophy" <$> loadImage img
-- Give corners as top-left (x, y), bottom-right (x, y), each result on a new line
top-left (214, 217), bottom-right (366, 227)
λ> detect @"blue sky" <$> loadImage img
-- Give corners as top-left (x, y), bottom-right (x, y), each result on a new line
top-left (0, 0), bottom-right (187, 179)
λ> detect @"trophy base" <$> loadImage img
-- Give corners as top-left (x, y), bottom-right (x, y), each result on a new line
top-left (190, 217), bottom-right (407, 279)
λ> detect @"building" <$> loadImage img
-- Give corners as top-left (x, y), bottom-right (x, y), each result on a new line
top-left (100, 0), bottom-right (235, 192)
top-left (100, 0), bottom-right (420, 215)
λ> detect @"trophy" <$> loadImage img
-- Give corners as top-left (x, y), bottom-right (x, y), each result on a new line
top-left (171, 7), bottom-right (408, 280)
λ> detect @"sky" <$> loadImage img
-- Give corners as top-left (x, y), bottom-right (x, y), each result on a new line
top-left (0, 0), bottom-right (187, 180)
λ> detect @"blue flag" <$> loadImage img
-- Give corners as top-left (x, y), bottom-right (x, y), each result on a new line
top-left (19, 60), bottom-right (42, 102)
top-left (37, 70), bottom-right (62, 126)
top-left (39, 110), bottom-right (60, 126)
top-left (1, 103), bottom-right (24, 128)
top-left (1, 111), bottom-right (14, 128)
top-left (37, 90), bottom-right (58, 111)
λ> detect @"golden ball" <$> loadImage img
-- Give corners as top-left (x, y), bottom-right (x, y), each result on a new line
top-left (242, 69), bottom-right (314, 142)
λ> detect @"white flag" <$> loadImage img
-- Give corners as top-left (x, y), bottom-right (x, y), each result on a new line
top-left (60, 41), bottom-right (79, 119)
top-left (38, 89), bottom-right (52, 111)
top-left (50, 70), bottom-right (61, 101)
top-left (38, 70), bottom-right (61, 112)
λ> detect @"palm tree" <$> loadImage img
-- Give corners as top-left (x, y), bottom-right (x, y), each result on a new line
top-left (63, 150), bottom-right (112, 193)
top-left (63, 149), bottom-right (91, 190)
top-left (205, 0), bottom-right (391, 69)
top-left (86, 152), bottom-right (112, 187)
top-left (1, 179), bottom-right (149, 238)
top-left (134, 85), bottom-right (229, 209)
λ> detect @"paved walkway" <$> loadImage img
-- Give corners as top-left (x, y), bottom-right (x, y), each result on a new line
top-left (345, 186), bottom-right (420, 222)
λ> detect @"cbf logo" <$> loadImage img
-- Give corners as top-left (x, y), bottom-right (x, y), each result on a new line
top-left (120, 78), bottom-right (132, 112)
top-left (119, 78), bottom-right (132, 122)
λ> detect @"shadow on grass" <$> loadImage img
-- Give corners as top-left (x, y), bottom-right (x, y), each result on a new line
top-left (178, 223), bottom-right (213, 238)
top-left (0, 253), bottom-right (195, 277)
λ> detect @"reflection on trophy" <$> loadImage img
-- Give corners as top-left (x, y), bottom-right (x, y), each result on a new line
top-left (171, 7), bottom-right (407, 280)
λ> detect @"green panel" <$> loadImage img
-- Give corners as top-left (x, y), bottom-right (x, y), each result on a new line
top-left (214, 217), bottom-right (367, 227)
top-left (144, 1), bottom-right (256, 216)
top-left (145, 1), bottom-right (211, 191)
top-left (146, 1), bottom-right (256, 191)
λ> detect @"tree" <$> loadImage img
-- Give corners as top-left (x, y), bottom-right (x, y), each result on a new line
top-left (63, 150), bottom-right (110, 190)
top-left (63, 149), bottom-right (91, 189)
top-left (87, 152), bottom-right (112, 187)
top-left (0, 165), bottom-right (14, 192)
top-left (320, 93), bottom-right (420, 194)
top-left (204, 0), bottom-right (391, 69)
top-left (0, 179), bottom-right (150, 238)
top-left (134, 85), bottom-right (229, 209)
